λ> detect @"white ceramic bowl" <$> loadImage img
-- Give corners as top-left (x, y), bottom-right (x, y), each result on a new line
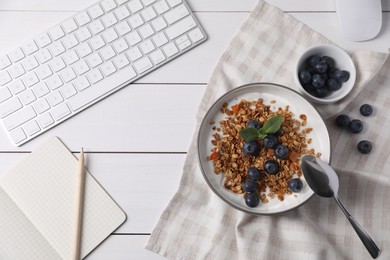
top-left (294, 44), bottom-right (356, 104)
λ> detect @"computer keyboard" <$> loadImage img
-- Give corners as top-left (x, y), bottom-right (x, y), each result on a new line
top-left (0, 0), bottom-right (207, 146)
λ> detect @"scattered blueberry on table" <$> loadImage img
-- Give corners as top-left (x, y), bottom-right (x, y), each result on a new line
top-left (349, 119), bottom-right (363, 134)
top-left (335, 114), bottom-right (350, 127)
top-left (357, 140), bottom-right (372, 154)
top-left (360, 104), bottom-right (373, 116)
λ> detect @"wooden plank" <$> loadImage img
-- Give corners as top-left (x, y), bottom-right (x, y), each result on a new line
top-left (0, 152), bottom-right (187, 233)
top-left (86, 234), bottom-right (164, 260)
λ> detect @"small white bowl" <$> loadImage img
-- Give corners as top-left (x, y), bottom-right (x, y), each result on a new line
top-left (294, 44), bottom-right (356, 104)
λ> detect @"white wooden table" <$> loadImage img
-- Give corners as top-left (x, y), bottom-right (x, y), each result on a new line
top-left (0, 0), bottom-right (389, 259)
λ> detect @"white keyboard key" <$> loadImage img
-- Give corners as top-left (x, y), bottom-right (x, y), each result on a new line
top-left (102, 13), bottom-right (118, 28)
top-left (47, 91), bottom-right (64, 106)
top-left (175, 34), bottom-right (191, 50)
top-left (24, 120), bottom-right (40, 136)
top-left (32, 82), bottom-right (50, 98)
top-left (36, 49), bottom-right (53, 64)
top-left (36, 64), bottom-right (53, 80)
top-left (126, 31), bottom-right (142, 46)
top-left (63, 49), bottom-right (80, 65)
top-left (75, 11), bottom-right (91, 26)
top-left (188, 28), bottom-right (205, 43)
top-left (9, 80), bottom-right (26, 95)
top-left (51, 103), bottom-right (71, 120)
top-left (139, 24), bottom-right (154, 38)
top-left (127, 0), bottom-right (143, 13)
top-left (128, 13), bottom-right (144, 28)
top-left (49, 57), bottom-right (66, 73)
top-left (116, 21), bottom-right (132, 36)
top-left (165, 16), bottom-right (196, 40)
top-left (100, 46), bottom-right (116, 60)
top-left (115, 6), bottom-right (131, 20)
top-left (0, 87), bottom-right (12, 103)
top-left (49, 42), bottom-right (66, 57)
top-left (164, 4), bottom-right (188, 24)
top-left (88, 4), bottom-right (104, 19)
top-left (113, 38), bottom-right (129, 53)
top-left (126, 47), bottom-right (142, 61)
top-left (102, 28), bottom-right (119, 43)
top-left (101, 61), bottom-right (117, 76)
top-left (60, 84), bottom-right (77, 98)
top-left (141, 7), bottom-right (157, 21)
top-left (154, 0), bottom-right (169, 14)
top-left (113, 53), bottom-right (130, 69)
top-left (150, 49), bottom-right (166, 64)
top-left (33, 98), bottom-right (50, 114)
top-left (9, 63), bottom-right (26, 79)
top-left (22, 41), bottom-right (39, 56)
top-left (9, 128), bottom-right (27, 144)
top-left (152, 32), bottom-right (168, 47)
top-left (49, 26), bottom-right (65, 40)
top-left (89, 20), bottom-right (105, 35)
top-left (4, 105), bottom-right (36, 131)
top-left (116, 0), bottom-right (129, 4)
top-left (9, 48), bottom-right (25, 63)
top-left (139, 39), bottom-right (155, 54)
top-left (22, 72), bottom-right (39, 87)
top-left (141, 0), bottom-right (156, 6)
top-left (152, 17), bottom-right (167, 32)
top-left (90, 35), bottom-right (106, 50)
top-left (87, 53), bottom-right (103, 68)
top-left (166, 0), bottom-right (181, 8)
top-left (76, 43), bottom-right (92, 58)
top-left (22, 56), bottom-right (39, 71)
top-left (35, 33), bottom-right (52, 48)
top-left (0, 55), bottom-right (12, 70)
top-left (162, 42), bottom-right (178, 57)
top-left (62, 19), bottom-right (78, 34)
top-left (73, 76), bottom-right (90, 91)
top-left (19, 89), bottom-right (36, 105)
top-left (63, 34), bottom-right (79, 49)
top-left (0, 97), bottom-right (22, 118)
top-left (76, 27), bottom-right (92, 42)
top-left (86, 69), bottom-right (104, 84)
top-left (102, 0), bottom-right (117, 12)
top-left (0, 71), bottom-right (12, 86)
top-left (73, 60), bottom-right (90, 75)
top-left (68, 66), bottom-right (136, 111)
top-left (60, 67), bottom-right (77, 83)
top-left (46, 74), bottom-right (63, 90)
top-left (37, 112), bottom-right (54, 128)
top-left (134, 56), bottom-right (152, 73)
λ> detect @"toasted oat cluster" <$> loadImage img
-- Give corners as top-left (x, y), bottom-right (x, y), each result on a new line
top-left (207, 98), bottom-right (320, 203)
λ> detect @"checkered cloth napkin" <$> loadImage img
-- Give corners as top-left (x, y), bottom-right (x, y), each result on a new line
top-left (146, 1), bottom-right (390, 259)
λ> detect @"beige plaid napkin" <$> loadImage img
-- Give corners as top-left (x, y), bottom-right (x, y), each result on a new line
top-left (146, 1), bottom-right (390, 259)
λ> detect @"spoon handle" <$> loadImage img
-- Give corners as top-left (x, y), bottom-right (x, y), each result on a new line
top-left (334, 195), bottom-right (381, 259)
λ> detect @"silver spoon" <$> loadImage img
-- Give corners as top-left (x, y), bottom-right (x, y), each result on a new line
top-left (301, 155), bottom-right (380, 259)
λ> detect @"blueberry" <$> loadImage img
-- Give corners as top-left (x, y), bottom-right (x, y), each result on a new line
top-left (314, 61), bottom-right (328, 73)
top-left (274, 144), bottom-right (288, 159)
top-left (247, 167), bottom-right (261, 181)
top-left (326, 78), bottom-right (341, 91)
top-left (321, 56), bottom-right (335, 68)
top-left (308, 55), bottom-right (321, 67)
top-left (313, 87), bottom-right (330, 98)
top-left (263, 135), bottom-right (278, 148)
top-left (303, 83), bottom-right (316, 94)
top-left (335, 114), bottom-right (350, 127)
top-left (360, 104), bottom-right (373, 116)
top-left (335, 70), bottom-right (350, 82)
top-left (242, 180), bottom-right (259, 192)
top-left (288, 178), bottom-right (303, 193)
top-left (244, 192), bottom-right (260, 207)
top-left (264, 160), bottom-right (279, 175)
top-left (357, 140), bottom-right (372, 154)
top-left (349, 119), bottom-right (363, 134)
top-left (243, 141), bottom-right (260, 156)
top-left (299, 70), bottom-right (312, 84)
top-left (247, 119), bottom-right (261, 129)
top-left (312, 74), bottom-right (327, 88)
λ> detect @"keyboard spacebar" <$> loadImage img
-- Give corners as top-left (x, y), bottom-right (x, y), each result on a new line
top-left (68, 67), bottom-right (137, 111)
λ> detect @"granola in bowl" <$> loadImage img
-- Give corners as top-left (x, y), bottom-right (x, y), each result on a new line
top-left (197, 83), bottom-right (331, 215)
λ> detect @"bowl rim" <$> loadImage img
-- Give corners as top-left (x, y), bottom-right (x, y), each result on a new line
top-left (294, 44), bottom-right (357, 104)
top-left (197, 82), bottom-right (332, 215)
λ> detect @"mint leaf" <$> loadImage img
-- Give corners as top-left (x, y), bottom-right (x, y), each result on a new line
top-left (260, 115), bottom-right (283, 135)
top-left (239, 128), bottom-right (259, 142)
top-left (257, 132), bottom-right (267, 139)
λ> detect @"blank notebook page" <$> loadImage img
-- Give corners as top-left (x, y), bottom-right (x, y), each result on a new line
top-left (0, 137), bottom-right (126, 259)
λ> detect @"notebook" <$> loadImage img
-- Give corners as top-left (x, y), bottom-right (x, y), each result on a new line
top-left (0, 137), bottom-right (126, 259)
